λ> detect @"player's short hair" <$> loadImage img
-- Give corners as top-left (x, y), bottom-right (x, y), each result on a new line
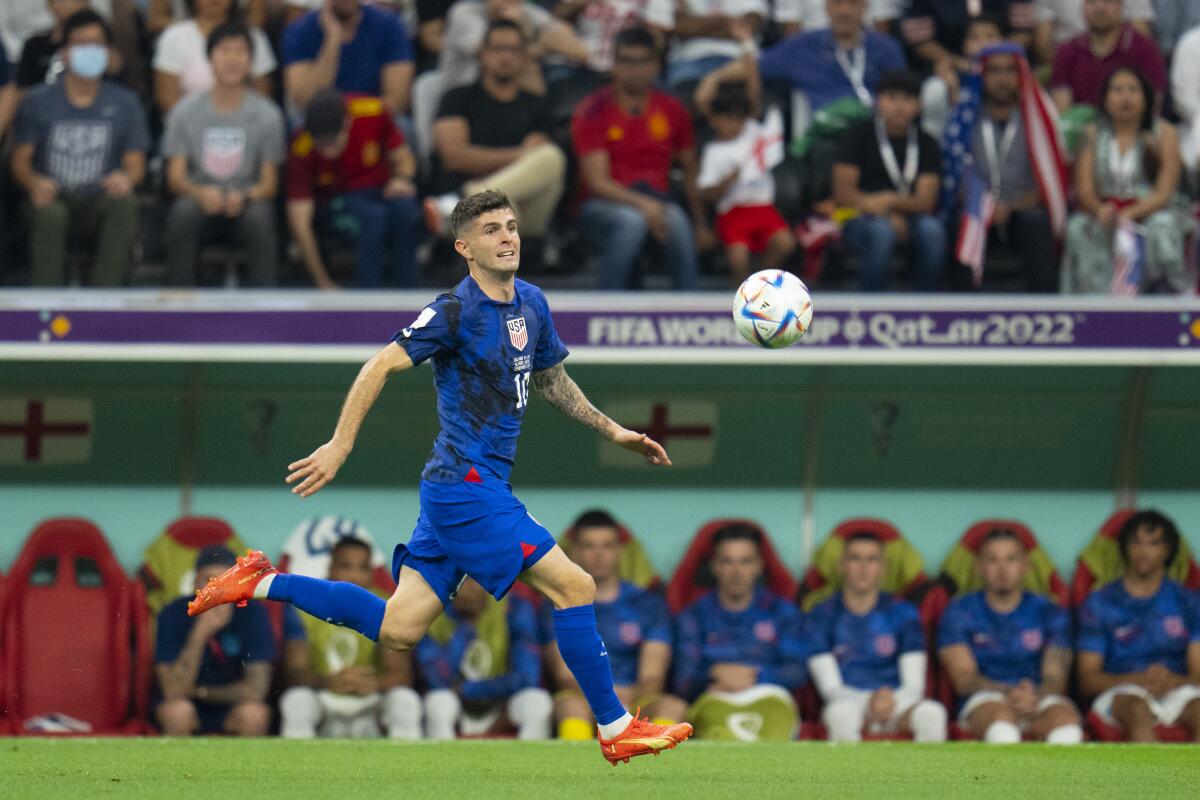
top-left (304, 89), bottom-right (347, 141)
top-left (614, 25), bottom-right (658, 56)
top-left (979, 526), bottom-right (1025, 554)
top-left (63, 9), bottom-right (112, 44)
top-left (843, 531), bottom-right (884, 553)
top-left (711, 523), bottom-right (763, 555)
top-left (573, 509), bottom-right (620, 533)
top-left (1117, 509), bottom-right (1180, 566)
top-left (710, 81), bottom-right (752, 118)
top-left (207, 20), bottom-right (255, 58)
top-left (483, 19), bottom-right (527, 47)
top-left (331, 537), bottom-right (372, 560)
top-left (876, 69), bottom-right (922, 98)
top-left (449, 189), bottom-right (514, 239)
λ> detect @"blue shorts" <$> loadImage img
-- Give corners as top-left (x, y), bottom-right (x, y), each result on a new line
top-left (392, 476), bottom-right (556, 605)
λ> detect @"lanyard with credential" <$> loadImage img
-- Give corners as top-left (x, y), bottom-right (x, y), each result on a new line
top-left (835, 45), bottom-right (872, 106)
top-left (875, 117), bottom-right (919, 195)
top-left (981, 118), bottom-right (1019, 198)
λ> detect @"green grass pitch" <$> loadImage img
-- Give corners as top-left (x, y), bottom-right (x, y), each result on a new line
top-left (7, 739), bottom-right (1200, 799)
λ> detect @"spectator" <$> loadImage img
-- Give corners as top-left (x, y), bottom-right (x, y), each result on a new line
top-left (919, 14), bottom-right (1004, 139)
top-left (162, 22), bottom-right (285, 287)
top-left (901, 0), bottom-right (1037, 79)
top-left (154, 547), bottom-right (274, 737)
top-left (1035, 0), bottom-right (1154, 64)
top-left (698, 81), bottom-right (795, 283)
top-left (1049, 0), bottom-right (1166, 112)
top-left (696, 0), bottom-right (908, 116)
top-left (551, 0), bottom-right (671, 75)
top-left (672, 524), bottom-right (805, 741)
top-left (806, 532), bottom-right (947, 742)
top-left (832, 70), bottom-right (946, 291)
top-left (943, 44), bottom-right (1068, 292)
top-left (571, 26), bottom-right (702, 290)
top-left (543, 511), bottom-right (686, 740)
top-left (773, 0), bottom-right (899, 36)
top-left (424, 20), bottom-right (566, 241)
top-left (153, 0), bottom-right (276, 117)
top-left (282, 0), bottom-right (415, 116)
top-left (416, 0), bottom-right (454, 71)
top-left (1151, 0), bottom-right (1200, 56)
top-left (938, 528), bottom-right (1083, 744)
top-left (416, 578), bottom-right (553, 740)
top-left (16, 1), bottom-right (133, 92)
top-left (1062, 67), bottom-right (1192, 294)
top-left (0, 0), bottom-right (54, 62)
top-left (439, 0), bottom-right (589, 96)
top-left (286, 89), bottom-right (422, 289)
top-left (646, 0), bottom-right (767, 89)
top-left (10, 10), bottom-right (149, 287)
top-left (279, 538), bottom-right (421, 739)
top-left (150, 0), bottom-right (267, 33)
top-left (1171, 23), bottom-right (1200, 170)
top-left (1076, 510), bottom-right (1200, 743)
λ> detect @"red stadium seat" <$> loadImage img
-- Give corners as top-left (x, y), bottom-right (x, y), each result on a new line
top-left (664, 518), bottom-right (796, 614)
top-left (922, 520), bottom-right (1068, 740)
top-left (0, 518), bottom-right (150, 735)
top-left (1070, 511), bottom-right (1199, 743)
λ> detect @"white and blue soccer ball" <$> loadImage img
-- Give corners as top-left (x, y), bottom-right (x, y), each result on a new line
top-left (732, 269), bottom-right (814, 349)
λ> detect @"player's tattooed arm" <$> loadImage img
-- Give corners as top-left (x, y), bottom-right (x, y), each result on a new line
top-left (531, 364), bottom-right (672, 466)
top-left (1039, 645), bottom-right (1072, 697)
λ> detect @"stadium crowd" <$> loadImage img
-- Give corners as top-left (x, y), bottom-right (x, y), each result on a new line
top-left (0, 0), bottom-right (1198, 292)
top-left (8, 506), bottom-right (1196, 743)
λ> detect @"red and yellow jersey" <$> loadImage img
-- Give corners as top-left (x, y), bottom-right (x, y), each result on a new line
top-left (286, 94), bottom-right (403, 201)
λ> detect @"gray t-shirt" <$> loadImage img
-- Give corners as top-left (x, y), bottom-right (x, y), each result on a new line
top-left (969, 110), bottom-right (1037, 205)
top-left (163, 90), bottom-right (286, 190)
top-left (439, 1), bottom-right (555, 92)
top-left (15, 80), bottom-right (150, 194)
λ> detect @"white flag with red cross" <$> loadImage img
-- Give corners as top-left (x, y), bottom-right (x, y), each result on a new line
top-left (599, 400), bottom-right (717, 468)
top-left (0, 398), bottom-right (94, 464)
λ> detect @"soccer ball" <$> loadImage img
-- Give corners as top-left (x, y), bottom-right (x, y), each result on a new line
top-left (732, 269), bottom-right (814, 349)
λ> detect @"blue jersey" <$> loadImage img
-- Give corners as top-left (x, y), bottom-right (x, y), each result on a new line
top-left (395, 276), bottom-right (569, 484)
top-left (155, 597), bottom-right (276, 687)
top-left (805, 592), bottom-right (925, 691)
top-left (938, 591), bottom-right (1069, 690)
top-left (414, 594), bottom-right (541, 703)
top-left (1077, 578), bottom-right (1200, 676)
top-left (672, 588), bottom-right (806, 701)
top-left (541, 582), bottom-right (672, 687)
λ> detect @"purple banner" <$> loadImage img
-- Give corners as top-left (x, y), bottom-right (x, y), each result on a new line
top-left (0, 299), bottom-right (1196, 352)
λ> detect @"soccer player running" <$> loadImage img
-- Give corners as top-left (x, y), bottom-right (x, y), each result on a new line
top-left (937, 528), bottom-right (1083, 743)
top-left (188, 190), bottom-right (693, 763)
top-left (805, 532), bottom-right (947, 742)
top-left (1076, 511), bottom-right (1200, 743)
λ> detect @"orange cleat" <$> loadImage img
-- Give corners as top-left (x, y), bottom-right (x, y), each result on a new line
top-left (597, 711), bottom-right (693, 766)
top-left (187, 550), bottom-right (276, 617)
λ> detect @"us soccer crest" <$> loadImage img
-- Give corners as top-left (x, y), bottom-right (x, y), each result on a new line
top-left (1021, 629), bottom-right (1043, 651)
top-left (506, 317), bottom-right (528, 350)
top-left (202, 127), bottom-right (247, 181)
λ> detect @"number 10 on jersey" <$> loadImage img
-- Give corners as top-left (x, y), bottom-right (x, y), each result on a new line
top-left (514, 372), bottom-right (531, 410)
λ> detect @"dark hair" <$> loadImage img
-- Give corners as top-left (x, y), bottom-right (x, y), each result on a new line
top-left (614, 25), bottom-right (658, 56)
top-left (875, 69), bottom-right (922, 99)
top-left (331, 537), bottom-right (372, 560)
top-left (449, 189), bottom-right (514, 239)
top-left (483, 19), bottom-right (527, 47)
top-left (843, 531), bottom-right (884, 552)
top-left (710, 81), bottom-right (752, 118)
top-left (1101, 66), bottom-right (1156, 132)
top-left (979, 527), bottom-right (1024, 553)
top-left (207, 20), bottom-right (255, 58)
top-left (185, 0), bottom-right (241, 18)
top-left (62, 9), bottom-right (112, 45)
top-left (1117, 509), bottom-right (1180, 567)
top-left (966, 12), bottom-right (1006, 39)
top-left (195, 545), bottom-right (237, 570)
top-left (304, 89), bottom-right (347, 140)
top-left (573, 509), bottom-right (619, 531)
top-left (711, 522), bottom-right (763, 554)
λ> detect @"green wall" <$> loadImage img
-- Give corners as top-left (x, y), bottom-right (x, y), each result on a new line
top-left (1, 362), bottom-right (1197, 580)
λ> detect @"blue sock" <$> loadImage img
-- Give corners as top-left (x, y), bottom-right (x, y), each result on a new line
top-left (267, 573), bottom-right (386, 641)
top-left (553, 605), bottom-right (626, 726)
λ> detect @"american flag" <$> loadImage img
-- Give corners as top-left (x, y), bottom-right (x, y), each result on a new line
top-left (940, 44), bottom-right (1068, 282)
top-left (955, 171), bottom-right (996, 287)
top-left (1110, 222), bottom-right (1144, 296)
